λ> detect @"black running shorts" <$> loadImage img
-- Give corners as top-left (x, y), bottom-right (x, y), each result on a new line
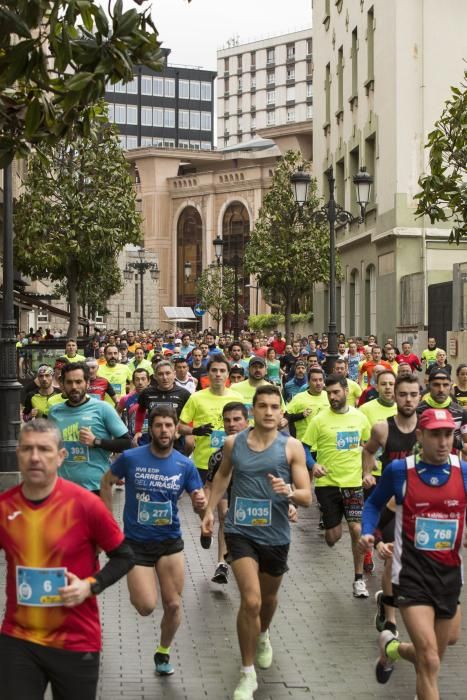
top-left (126, 537), bottom-right (184, 567)
top-left (225, 533), bottom-right (289, 577)
top-left (392, 584), bottom-right (460, 620)
top-left (315, 486), bottom-right (363, 529)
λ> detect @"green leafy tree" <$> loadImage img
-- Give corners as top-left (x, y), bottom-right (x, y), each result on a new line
top-left (245, 150), bottom-right (338, 342)
top-left (196, 265), bottom-right (237, 333)
top-left (0, 0), bottom-right (165, 166)
top-left (13, 112), bottom-right (142, 337)
top-left (415, 71), bottom-right (467, 243)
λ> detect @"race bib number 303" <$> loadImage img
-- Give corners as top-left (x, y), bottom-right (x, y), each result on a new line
top-left (16, 566), bottom-right (67, 607)
top-left (415, 517), bottom-right (458, 551)
top-left (234, 497), bottom-right (271, 527)
top-left (64, 441), bottom-right (89, 463)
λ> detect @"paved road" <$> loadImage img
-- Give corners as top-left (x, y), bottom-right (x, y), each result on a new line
top-left (1, 491), bottom-right (466, 699)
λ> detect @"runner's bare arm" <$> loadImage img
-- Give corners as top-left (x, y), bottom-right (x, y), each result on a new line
top-left (362, 421), bottom-right (388, 486)
top-left (100, 469), bottom-right (120, 512)
top-left (286, 436), bottom-right (312, 507)
top-left (201, 436), bottom-right (235, 536)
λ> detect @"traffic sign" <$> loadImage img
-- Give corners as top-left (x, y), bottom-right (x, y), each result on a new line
top-left (193, 304), bottom-right (206, 317)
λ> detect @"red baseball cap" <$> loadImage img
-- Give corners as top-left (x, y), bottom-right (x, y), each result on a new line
top-left (418, 408), bottom-right (456, 431)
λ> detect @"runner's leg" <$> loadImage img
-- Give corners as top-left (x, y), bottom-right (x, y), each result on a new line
top-left (258, 571), bottom-right (283, 633)
top-left (155, 551), bottom-right (185, 648)
top-left (399, 605), bottom-right (440, 699)
top-left (231, 557), bottom-right (261, 666)
top-left (127, 565), bottom-right (158, 616)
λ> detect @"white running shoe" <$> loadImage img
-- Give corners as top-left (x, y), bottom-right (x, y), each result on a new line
top-left (352, 579), bottom-right (369, 598)
top-left (233, 671), bottom-right (258, 700)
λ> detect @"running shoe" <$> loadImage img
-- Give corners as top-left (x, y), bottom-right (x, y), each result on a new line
top-left (383, 621), bottom-right (398, 638)
top-left (375, 629), bottom-right (399, 684)
top-left (256, 634), bottom-right (273, 669)
top-left (374, 590), bottom-right (386, 632)
top-left (233, 671), bottom-right (258, 700)
top-left (154, 652), bottom-right (174, 676)
top-left (211, 562), bottom-right (229, 584)
top-left (363, 550), bottom-right (375, 574)
top-left (352, 579), bottom-right (369, 598)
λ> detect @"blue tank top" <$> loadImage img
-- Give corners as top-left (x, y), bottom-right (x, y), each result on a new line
top-left (225, 428), bottom-right (291, 546)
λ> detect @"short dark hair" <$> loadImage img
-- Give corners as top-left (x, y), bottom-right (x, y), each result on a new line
top-left (61, 362), bottom-right (89, 381)
top-left (66, 338), bottom-right (76, 344)
top-left (252, 384), bottom-right (282, 406)
top-left (325, 374), bottom-right (347, 389)
top-left (133, 367), bottom-right (150, 380)
top-left (308, 367), bottom-right (324, 378)
top-left (148, 405), bottom-right (178, 427)
top-left (173, 357), bottom-right (188, 366)
top-left (207, 354), bottom-right (230, 371)
top-left (394, 374), bottom-right (420, 392)
top-left (222, 401), bottom-right (248, 420)
top-left (376, 370), bottom-right (396, 384)
top-left (229, 342), bottom-right (242, 353)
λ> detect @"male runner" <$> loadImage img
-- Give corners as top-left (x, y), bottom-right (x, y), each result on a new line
top-left (360, 409), bottom-right (467, 698)
top-left (101, 406), bottom-right (206, 677)
top-left (362, 374), bottom-right (420, 633)
top-left (127, 347), bottom-right (153, 378)
top-left (232, 357), bottom-right (286, 423)
top-left (421, 337), bottom-right (442, 371)
top-left (283, 359), bottom-right (308, 401)
top-left (285, 367), bottom-right (328, 441)
top-left (97, 344), bottom-right (131, 400)
top-left (49, 363), bottom-right (130, 494)
top-left (396, 340), bottom-right (422, 373)
top-left (64, 338), bottom-right (86, 363)
top-left (173, 356), bottom-right (197, 394)
top-left (333, 358), bottom-right (362, 407)
top-left (85, 358), bottom-right (118, 405)
top-left (0, 420), bottom-right (134, 700)
top-left (303, 375), bottom-right (371, 598)
top-left (117, 368), bottom-right (151, 441)
top-left (23, 365), bottom-right (61, 420)
top-left (201, 385), bottom-right (311, 700)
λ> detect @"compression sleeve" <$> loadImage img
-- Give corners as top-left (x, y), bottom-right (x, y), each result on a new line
top-left (285, 411), bottom-right (305, 423)
top-left (96, 435), bottom-right (131, 452)
top-left (303, 444), bottom-right (315, 469)
top-left (93, 540), bottom-right (134, 593)
top-left (362, 463), bottom-right (401, 536)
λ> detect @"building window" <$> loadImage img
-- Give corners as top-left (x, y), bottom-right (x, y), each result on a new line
top-left (141, 75), bottom-right (152, 95)
top-left (287, 107), bottom-right (295, 122)
top-left (287, 66), bottom-right (295, 80)
top-left (153, 137), bottom-right (163, 147)
top-left (177, 206), bottom-right (203, 307)
top-left (106, 81), bottom-right (114, 92)
top-left (164, 78), bottom-right (175, 98)
top-left (306, 104), bottom-right (313, 119)
top-left (126, 77), bottom-right (138, 94)
top-left (336, 158), bottom-right (345, 207)
top-left (141, 136), bottom-right (153, 146)
top-left (141, 106), bottom-right (152, 126)
top-left (224, 77), bottom-right (229, 93)
top-left (250, 51), bottom-right (256, 68)
top-left (107, 103), bottom-right (114, 122)
top-left (286, 86), bottom-right (295, 101)
top-left (266, 90), bottom-right (275, 105)
top-left (114, 81), bottom-right (126, 93)
top-left (351, 28), bottom-right (358, 97)
top-left (179, 140), bottom-right (190, 149)
top-left (266, 47), bottom-right (275, 64)
top-left (164, 108), bottom-right (175, 128)
top-left (190, 81), bottom-right (200, 100)
top-left (306, 38), bottom-right (312, 56)
top-left (179, 109), bottom-right (189, 129)
top-left (224, 57), bottom-right (229, 72)
top-left (164, 139), bottom-right (175, 148)
top-left (126, 105), bottom-right (137, 125)
top-left (267, 70), bottom-right (275, 85)
top-left (201, 141), bottom-right (211, 150)
top-left (201, 111), bottom-right (212, 131)
top-left (367, 6), bottom-right (375, 81)
top-left (238, 78), bottom-right (242, 91)
top-left (201, 81), bottom-right (212, 100)
top-left (126, 135), bottom-right (138, 149)
top-left (267, 110), bottom-right (275, 125)
top-left (286, 43), bottom-right (295, 60)
top-left (325, 62), bottom-right (331, 124)
top-left (251, 75), bottom-right (256, 89)
top-left (190, 111), bottom-right (200, 130)
top-left (306, 59), bottom-right (313, 78)
top-left (337, 46), bottom-right (344, 113)
top-left (153, 107), bottom-right (163, 127)
top-left (306, 82), bottom-right (313, 98)
top-left (190, 141), bottom-right (200, 150)
top-left (251, 116), bottom-right (256, 131)
top-left (179, 79), bottom-right (190, 99)
top-left (135, 283), bottom-right (139, 312)
top-left (115, 104), bottom-right (126, 124)
top-left (119, 135), bottom-right (126, 148)
top-left (153, 77), bottom-right (164, 96)
top-left (237, 54), bottom-right (242, 70)
top-left (222, 202), bottom-right (250, 327)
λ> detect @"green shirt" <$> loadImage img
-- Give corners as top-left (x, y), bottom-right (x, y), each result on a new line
top-left (231, 379), bottom-right (285, 423)
top-left (422, 347), bottom-right (441, 368)
top-left (286, 390), bottom-right (329, 441)
top-left (346, 378), bottom-right (363, 407)
top-left (65, 353), bottom-right (86, 363)
top-left (303, 406), bottom-right (371, 488)
top-left (97, 363), bottom-right (131, 399)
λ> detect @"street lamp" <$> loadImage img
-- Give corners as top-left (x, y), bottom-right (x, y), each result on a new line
top-left (184, 261), bottom-right (192, 282)
top-left (212, 237), bottom-right (241, 340)
top-left (290, 164), bottom-right (373, 371)
top-left (123, 248), bottom-right (159, 331)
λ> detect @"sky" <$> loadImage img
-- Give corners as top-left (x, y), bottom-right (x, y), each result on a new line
top-left (149, 0), bottom-right (312, 70)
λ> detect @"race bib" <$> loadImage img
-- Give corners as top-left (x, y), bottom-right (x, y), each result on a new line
top-left (137, 500), bottom-right (173, 526)
top-left (111, 383), bottom-right (122, 395)
top-left (415, 517), bottom-right (458, 551)
top-left (210, 430), bottom-right (226, 449)
top-left (336, 431), bottom-right (360, 450)
top-left (234, 497), bottom-right (271, 527)
top-left (64, 441), bottom-right (89, 463)
top-left (16, 566), bottom-right (67, 607)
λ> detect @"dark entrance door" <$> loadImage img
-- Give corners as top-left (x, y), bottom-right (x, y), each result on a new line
top-left (428, 282), bottom-right (452, 348)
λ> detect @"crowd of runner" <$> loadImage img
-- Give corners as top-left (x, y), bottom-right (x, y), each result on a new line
top-left (2, 326), bottom-right (467, 700)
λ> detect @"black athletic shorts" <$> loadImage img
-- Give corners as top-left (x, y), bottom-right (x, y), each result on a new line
top-left (0, 634), bottom-right (100, 700)
top-left (197, 467), bottom-right (209, 484)
top-left (392, 583), bottom-right (460, 620)
top-left (126, 537), bottom-right (184, 567)
top-left (225, 533), bottom-right (289, 577)
top-left (315, 486), bottom-right (363, 529)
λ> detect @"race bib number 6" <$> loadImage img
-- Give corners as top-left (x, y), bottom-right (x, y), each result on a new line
top-left (16, 566), bottom-right (67, 607)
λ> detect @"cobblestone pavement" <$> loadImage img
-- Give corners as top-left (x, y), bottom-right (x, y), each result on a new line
top-left (1, 491), bottom-right (466, 699)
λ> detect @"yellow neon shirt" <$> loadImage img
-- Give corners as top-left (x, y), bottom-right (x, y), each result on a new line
top-left (97, 363), bottom-right (131, 399)
top-left (286, 390), bottom-right (329, 441)
top-left (346, 378), bottom-right (363, 407)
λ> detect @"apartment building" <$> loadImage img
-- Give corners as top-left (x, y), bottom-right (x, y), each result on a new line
top-left (105, 56), bottom-right (216, 151)
top-left (217, 28), bottom-right (313, 148)
top-left (312, 0), bottom-right (467, 346)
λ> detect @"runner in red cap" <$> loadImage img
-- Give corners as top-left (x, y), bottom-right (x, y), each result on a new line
top-left (360, 407), bottom-right (467, 698)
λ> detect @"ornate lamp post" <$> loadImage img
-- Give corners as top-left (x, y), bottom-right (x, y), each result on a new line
top-left (124, 248), bottom-right (159, 331)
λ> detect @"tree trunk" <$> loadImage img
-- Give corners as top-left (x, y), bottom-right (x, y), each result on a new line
top-left (66, 264), bottom-right (79, 339)
top-left (285, 292), bottom-right (292, 343)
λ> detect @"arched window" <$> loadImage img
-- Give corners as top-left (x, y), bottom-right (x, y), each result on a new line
top-left (364, 264), bottom-right (376, 336)
top-left (222, 202), bottom-right (250, 327)
top-left (177, 206), bottom-right (202, 307)
top-left (349, 268), bottom-right (360, 336)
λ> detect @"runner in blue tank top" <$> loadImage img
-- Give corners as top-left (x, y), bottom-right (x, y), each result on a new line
top-left (202, 384), bottom-right (311, 700)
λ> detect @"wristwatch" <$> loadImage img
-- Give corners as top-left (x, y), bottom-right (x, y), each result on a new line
top-left (86, 576), bottom-right (101, 595)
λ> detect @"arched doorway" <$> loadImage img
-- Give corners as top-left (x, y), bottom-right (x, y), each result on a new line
top-left (177, 206), bottom-right (202, 309)
top-left (349, 268), bottom-right (360, 337)
top-left (222, 202), bottom-right (250, 330)
top-left (364, 264), bottom-right (376, 336)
